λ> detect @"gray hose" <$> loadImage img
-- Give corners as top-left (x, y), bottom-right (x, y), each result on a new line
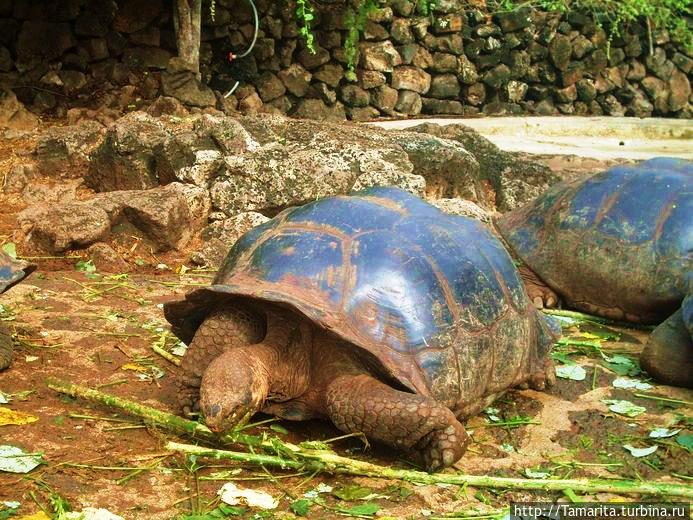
top-left (223, 0), bottom-right (259, 98)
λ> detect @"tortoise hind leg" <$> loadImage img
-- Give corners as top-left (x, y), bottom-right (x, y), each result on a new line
top-left (178, 304), bottom-right (265, 415)
top-left (0, 322), bottom-right (13, 370)
top-left (325, 374), bottom-right (469, 472)
top-left (640, 304), bottom-right (693, 389)
top-left (518, 265), bottom-right (559, 309)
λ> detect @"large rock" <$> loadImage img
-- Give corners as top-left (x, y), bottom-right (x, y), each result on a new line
top-left (18, 183), bottom-right (210, 253)
top-left (408, 123), bottom-right (559, 210)
top-left (360, 41), bottom-right (402, 72)
top-left (161, 67), bottom-right (216, 108)
top-left (86, 112), bottom-right (171, 191)
top-left (205, 114), bottom-right (480, 215)
top-left (15, 21), bottom-right (75, 71)
top-left (192, 212), bottom-right (270, 268)
top-left (35, 120), bottom-right (105, 176)
top-left (391, 66), bottom-right (431, 93)
top-left (0, 89), bottom-right (39, 130)
top-left (277, 64), bottom-right (312, 97)
top-left (113, 0), bottom-right (163, 33)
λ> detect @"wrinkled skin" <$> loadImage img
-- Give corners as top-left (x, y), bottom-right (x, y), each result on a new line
top-left (192, 306), bottom-right (554, 472)
top-left (497, 158), bottom-right (692, 388)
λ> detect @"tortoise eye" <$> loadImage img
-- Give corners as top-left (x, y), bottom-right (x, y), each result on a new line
top-left (207, 404), bottom-right (222, 417)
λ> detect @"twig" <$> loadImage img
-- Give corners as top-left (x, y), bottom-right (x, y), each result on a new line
top-left (166, 442), bottom-right (693, 498)
top-left (633, 393), bottom-right (692, 406)
top-left (152, 344), bottom-right (182, 366)
top-left (46, 378), bottom-right (693, 498)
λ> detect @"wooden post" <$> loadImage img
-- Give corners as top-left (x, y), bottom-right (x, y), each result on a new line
top-left (173, 0), bottom-right (202, 75)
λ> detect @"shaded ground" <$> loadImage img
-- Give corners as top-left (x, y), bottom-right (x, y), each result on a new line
top-left (0, 136), bottom-right (691, 520)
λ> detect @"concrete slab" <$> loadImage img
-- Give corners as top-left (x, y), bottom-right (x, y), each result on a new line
top-left (370, 116), bottom-right (693, 160)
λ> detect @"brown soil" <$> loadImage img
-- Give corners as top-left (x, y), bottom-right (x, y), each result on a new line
top-left (0, 135), bottom-right (690, 520)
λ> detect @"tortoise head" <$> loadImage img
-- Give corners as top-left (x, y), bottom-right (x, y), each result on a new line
top-left (199, 348), bottom-right (270, 433)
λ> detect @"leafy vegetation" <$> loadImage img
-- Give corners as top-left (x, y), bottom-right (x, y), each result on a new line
top-left (490, 0), bottom-right (692, 52)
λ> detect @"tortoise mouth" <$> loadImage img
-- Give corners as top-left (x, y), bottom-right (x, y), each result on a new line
top-left (206, 405), bottom-right (254, 434)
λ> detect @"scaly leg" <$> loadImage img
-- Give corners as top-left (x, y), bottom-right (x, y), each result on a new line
top-left (640, 306), bottom-right (693, 389)
top-left (325, 374), bottom-right (469, 472)
top-left (518, 265), bottom-right (559, 309)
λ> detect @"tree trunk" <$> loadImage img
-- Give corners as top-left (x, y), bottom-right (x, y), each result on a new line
top-left (173, 0), bottom-right (202, 75)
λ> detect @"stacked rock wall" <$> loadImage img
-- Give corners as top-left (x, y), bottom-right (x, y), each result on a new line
top-left (0, 0), bottom-right (690, 119)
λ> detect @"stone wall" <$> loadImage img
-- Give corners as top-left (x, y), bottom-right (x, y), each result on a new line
top-left (0, 0), bottom-right (691, 120)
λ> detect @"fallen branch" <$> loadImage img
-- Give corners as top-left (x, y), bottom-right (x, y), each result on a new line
top-left (166, 442), bottom-right (693, 498)
top-left (47, 378), bottom-right (693, 498)
top-left (542, 309), bottom-right (654, 330)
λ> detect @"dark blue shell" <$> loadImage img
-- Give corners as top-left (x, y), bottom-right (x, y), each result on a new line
top-left (498, 157), bottom-right (692, 322)
top-left (166, 187), bottom-right (555, 409)
top-left (0, 251), bottom-right (35, 294)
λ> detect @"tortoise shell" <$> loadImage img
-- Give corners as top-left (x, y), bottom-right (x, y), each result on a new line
top-left (0, 251), bottom-right (36, 294)
top-left (165, 187), bottom-right (556, 411)
top-left (497, 157), bottom-right (692, 323)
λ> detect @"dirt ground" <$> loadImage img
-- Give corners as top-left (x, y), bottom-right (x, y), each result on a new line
top-left (0, 134), bottom-right (690, 520)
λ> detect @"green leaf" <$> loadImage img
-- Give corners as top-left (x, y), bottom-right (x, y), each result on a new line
top-left (384, 484), bottom-right (413, 500)
top-left (290, 499), bottom-right (312, 516)
top-left (676, 433), bottom-right (693, 450)
top-left (602, 354), bottom-right (641, 376)
top-left (333, 485), bottom-right (374, 501)
top-left (75, 259), bottom-right (96, 274)
top-left (555, 364), bottom-right (586, 381)
top-left (269, 423), bottom-right (289, 435)
top-left (340, 503), bottom-right (380, 516)
top-left (1, 243), bottom-right (17, 260)
top-left (0, 445), bottom-right (44, 473)
top-left (602, 399), bottom-right (646, 417)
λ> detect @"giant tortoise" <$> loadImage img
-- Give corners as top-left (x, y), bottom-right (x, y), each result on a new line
top-left (496, 157), bottom-right (692, 388)
top-left (165, 187), bottom-right (558, 470)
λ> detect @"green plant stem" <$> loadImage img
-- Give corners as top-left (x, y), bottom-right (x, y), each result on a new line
top-left (166, 442), bottom-right (693, 498)
top-left (542, 309), bottom-right (653, 330)
top-left (46, 377), bottom-right (693, 499)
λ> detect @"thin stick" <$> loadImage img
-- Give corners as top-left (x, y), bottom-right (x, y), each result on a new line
top-left (166, 442), bottom-right (693, 498)
top-left (633, 393), bottom-right (693, 406)
top-left (46, 378), bottom-right (693, 499)
top-left (152, 344), bottom-right (182, 366)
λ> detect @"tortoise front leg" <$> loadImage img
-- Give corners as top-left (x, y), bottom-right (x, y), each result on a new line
top-left (640, 302), bottom-right (693, 389)
top-left (518, 265), bottom-right (559, 309)
top-left (325, 374), bottom-right (469, 471)
top-left (179, 305), bottom-right (264, 415)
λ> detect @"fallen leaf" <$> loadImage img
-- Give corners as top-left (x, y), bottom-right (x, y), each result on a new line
top-left (218, 483), bottom-right (278, 509)
top-left (612, 377), bottom-right (653, 391)
top-left (64, 508), bottom-right (125, 520)
top-left (555, 364), bottom-right (586, 381)
top-left (0, 445), bottom-right (44, 473)
top-left (341, 503), bottom-right (380, 516)
top-left (602, 399), bottom-right (646, 418)
top-left (524, 468), bottom-right (551, 479)
top-left (649, 428), bottom-right (681, 439)
top-left (677, 433), bottom-right (693, 450)
top-left (0, 392), bottom-right (9, 404)
top-left (0, 407), bottom-right (38, 426)
top-left (17, 513), bottom-right (51, 520)
top-left (622, 444), bottom-right (658, 457)
top-left (290, 499), bottom-right (312, 517)
top-left (1, 243), bottom-right (17, 260)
